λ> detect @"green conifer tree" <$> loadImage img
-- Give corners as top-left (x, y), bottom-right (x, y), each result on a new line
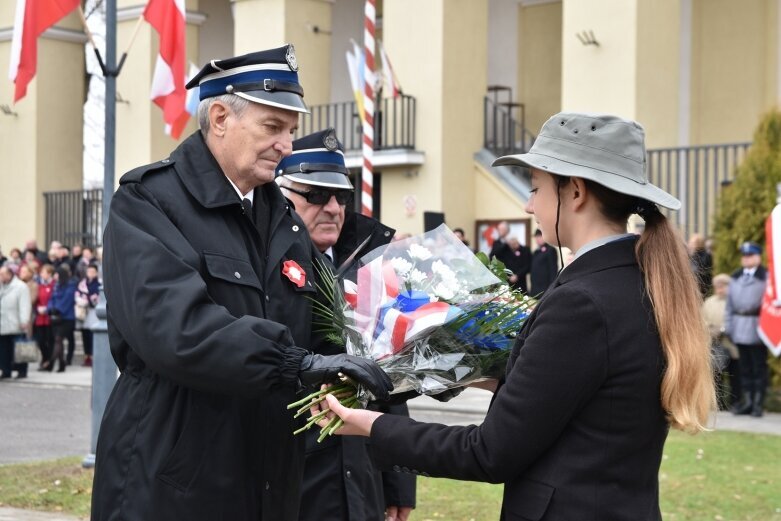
top-left (712, 109), bottom-right (781, 406)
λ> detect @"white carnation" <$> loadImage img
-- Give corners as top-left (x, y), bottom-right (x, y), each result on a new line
top-left (408, 243), bottom-right (432, 261)
top-left (390, 257), bottom-right (413, 276)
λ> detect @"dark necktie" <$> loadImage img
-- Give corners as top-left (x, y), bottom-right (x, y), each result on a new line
top-left (241, 198), bottom-right (253, 220)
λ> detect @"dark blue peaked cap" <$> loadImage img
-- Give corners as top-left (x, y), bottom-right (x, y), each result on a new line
top-left (276, 128), bottom-right (353, 190)
top-left (185, 44), bottom-right (307, 113)
top-left (739, 241), bottom-right (762, 255)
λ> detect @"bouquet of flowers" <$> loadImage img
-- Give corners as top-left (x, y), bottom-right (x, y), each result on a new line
top-left (289, 224), bottom-right (534, 440)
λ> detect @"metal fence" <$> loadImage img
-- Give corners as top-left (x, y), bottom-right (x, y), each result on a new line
top-left (43, 189), bottom-right (103, 248)
top-left (647, 142), bottom-right (751, 238)
top-left (483, 96), bottom-right (535, 157)
top-left (295, 94), bottom-right (417, 151)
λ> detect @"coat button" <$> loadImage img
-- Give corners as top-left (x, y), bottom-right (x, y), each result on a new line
top-left (292, 225), bottom-right (299, 232)
top-left (384, 231), bottom-right (390, 237)
top-left (392, 465), bottom-right (401, 472)
top-left (345, 470), bottom-right (352, 478)
top-left (265, 481), bottom-right (270, 490)
top-left (265, 295), bottom-right (270, 302)
top-left (234, 271), bottom-right (241, 279)
top-left (401, 466), bottom-right (410, 473)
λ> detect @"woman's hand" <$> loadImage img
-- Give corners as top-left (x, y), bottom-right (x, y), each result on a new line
top-left (311, 393), bottom-right (383, 437)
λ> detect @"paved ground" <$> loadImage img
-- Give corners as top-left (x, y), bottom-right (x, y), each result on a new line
top-left (1, 363), bottom-right (779, 520)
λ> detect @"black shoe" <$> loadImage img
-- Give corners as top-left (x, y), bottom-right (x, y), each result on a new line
top-left (14, 374), bottom-right (27, 379)
top-left (731, 392), bottom-right (753, 415)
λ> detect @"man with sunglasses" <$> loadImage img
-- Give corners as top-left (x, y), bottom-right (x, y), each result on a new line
top-left (277, 129), bottom-right (416, 521)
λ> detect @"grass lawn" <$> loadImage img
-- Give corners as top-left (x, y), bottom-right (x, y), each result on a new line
top-left (0, 431), bottom-right (779, 521)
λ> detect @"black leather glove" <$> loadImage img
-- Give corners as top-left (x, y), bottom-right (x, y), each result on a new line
top-left (299, 353), bottom-right (393, 401)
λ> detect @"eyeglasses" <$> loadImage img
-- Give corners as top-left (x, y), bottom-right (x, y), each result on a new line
top-left (284, 186), bottom-right (352, 206)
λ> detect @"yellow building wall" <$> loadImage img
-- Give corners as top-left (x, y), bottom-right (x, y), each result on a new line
top-left (0, 11), bottom-right (83, 249)
top-left (690, 0), bottom-right (777, 144)
top-left (234, 0), bottom-right (332, 106)
top-left (381, 0), bottom-right (445, 235)
top-left (473, 163), bottom-right (530, 220)
top-left (635, 0), bottom-right (681, 148)
top-left (561, 0), bottom-right (638, 117)
top-left (518, 2), bottom-right (562, 135)
top-left (381, 0), bottom-right (486, 236)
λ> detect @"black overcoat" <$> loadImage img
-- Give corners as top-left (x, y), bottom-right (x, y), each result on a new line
top-left (369, 237), bottom-right (669, 521)
top-left (299, 212), bottom-right (416, 521)
top-left (91, 132), bottom-right (319, 521)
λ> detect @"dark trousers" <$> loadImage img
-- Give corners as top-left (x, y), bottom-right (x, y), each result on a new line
top-left (724, 357), bottom-right (741, 406)
top-left (81, 328), bottom-right (93, 356)
top-left (736, 343), bottom-right (768, 396)
top-left (0, 335), bottom-right (14, 377)
top-left (52, 320), bottom-right (75, 369)
top-left (34, 324), bottom-right (54, 364)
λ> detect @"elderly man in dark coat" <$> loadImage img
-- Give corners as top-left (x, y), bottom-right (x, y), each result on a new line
top-left (91, 46), bottom-right (391, 521)
top-left (276, 129), bottom-right (415, 521)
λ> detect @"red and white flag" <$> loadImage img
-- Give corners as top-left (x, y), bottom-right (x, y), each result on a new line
top-left (144, 0), bottom-right (189, 139)
top-left (9, 0), bottom-right (80, 102)
top-left (758, 202), bottom-right (781, 357)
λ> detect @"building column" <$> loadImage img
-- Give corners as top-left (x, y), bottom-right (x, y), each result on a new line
top-left (561, 0), bottom-right (682, 148)
top-left (0, 11), bottom-right (85, 249)
top-left (232, 0), bottom-right (333, 106)
top-left (382, 0), bottom-right (488, 235)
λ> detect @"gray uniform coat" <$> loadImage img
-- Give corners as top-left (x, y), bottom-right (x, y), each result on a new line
top-left (724, 266), bottom-right (767, 345)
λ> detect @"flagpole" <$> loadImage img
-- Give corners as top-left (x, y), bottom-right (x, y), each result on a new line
top-left (361, 0), bottom-right (376, 218)
top-left (83, 0), bottom-right (120, 469)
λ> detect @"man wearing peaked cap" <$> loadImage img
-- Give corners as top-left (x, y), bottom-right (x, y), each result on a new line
top-left (725, 240), bottom-right (768, 417)
top-left (92, 48), bottom-right (392, 521)
top-left (276, 130), bottom-right (417, 521)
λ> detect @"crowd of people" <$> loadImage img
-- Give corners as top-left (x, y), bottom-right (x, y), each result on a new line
top-left (0, 239), bottom-right (102, 378)
top-left (689, 235), bottom-right (771, 418)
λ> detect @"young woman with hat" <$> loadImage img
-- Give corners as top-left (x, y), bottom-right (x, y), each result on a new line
top-left (314, 112), bottom-right (716, 520)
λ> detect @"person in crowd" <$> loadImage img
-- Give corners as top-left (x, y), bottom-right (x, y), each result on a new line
top-left (276, 129), bottom-right (415, 521)
top-left (23, 250), bottom-right (41, 271)
top-left (317, 112), bottom-right (716, 520)
top-left (453, 227), bottom-right (470, 248)
top-left (90, 46), bottom-right (392, 521)
top-left (75, 264), bottom-right (101, 367)
top-left (529, 228), bottom-right (558, 297)
top-left (702, 273), bottom-right (740, 409)
top-left (488, 220), bottom-right (510, 260)
top-left (4, 248), bottom-right (23, 273)
top-left (45, 265), bottom-right (77, 372)
top-left (14, 264), bottom-right (38, 377)
top-left (688, 233), bottom-right (713, 297)
top-left (74, 247), bottom-right (95, 279)
top-left (33, 264), bottom-right (56, 370)
top-left (46, 246), bottom-right (60, 267)
top-left (24, 239), bottom-right (48, 265)
top-left (504, 236), bottom-right (532, 293)
top-left (0, 266), bottom-right (32, 379)
top-left (725, 242), bottom-right (768, 417)
top-left (0, 246), bottom-right (6, 266)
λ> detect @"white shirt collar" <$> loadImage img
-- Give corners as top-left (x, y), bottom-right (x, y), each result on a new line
top-left (744, 267), bottom-right (757, 277)
top-left (226, 176), bottom-right (254, 204)
top-left (573, 233), bottom-right (635, 261)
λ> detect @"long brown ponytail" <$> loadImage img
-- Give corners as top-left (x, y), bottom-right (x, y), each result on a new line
top-left (636, 209), bottom-right (716, 433)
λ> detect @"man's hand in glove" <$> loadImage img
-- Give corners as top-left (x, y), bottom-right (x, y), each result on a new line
top-left (299, 353), bottom-right (393, 401)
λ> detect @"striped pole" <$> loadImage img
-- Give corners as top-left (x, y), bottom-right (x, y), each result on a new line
top-left (361, 0), bottom-right (376, 217)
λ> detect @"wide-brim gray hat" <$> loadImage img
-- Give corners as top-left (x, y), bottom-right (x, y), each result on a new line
top-left (492, 112), bottom-right (681, 210)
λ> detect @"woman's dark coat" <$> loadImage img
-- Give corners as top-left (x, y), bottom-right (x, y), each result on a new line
top-left (91, 133), bottom-right (319, 521)
top-left (369, 237), bottom-right (669, 521)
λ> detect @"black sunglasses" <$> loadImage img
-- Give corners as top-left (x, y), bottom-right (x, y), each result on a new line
top-left (284, 186), bottom-right (352, 206)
